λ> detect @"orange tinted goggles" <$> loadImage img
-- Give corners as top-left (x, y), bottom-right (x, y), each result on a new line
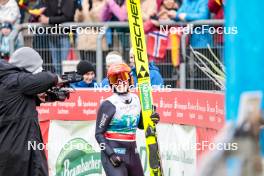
top-left (108, 72), bottom-right (130, 85)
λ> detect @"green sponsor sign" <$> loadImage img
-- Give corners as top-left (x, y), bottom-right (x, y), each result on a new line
top-left (56, 138), bottom-right (102, 176)
top-left (139, 83), bottom-right (152, 111)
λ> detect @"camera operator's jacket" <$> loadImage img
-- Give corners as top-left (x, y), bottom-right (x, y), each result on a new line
top-left (0, 60), bottom-right (58, 176)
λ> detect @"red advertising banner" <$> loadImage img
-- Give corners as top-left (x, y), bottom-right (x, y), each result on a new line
top-left (37, 89), bottom-right (225, 130)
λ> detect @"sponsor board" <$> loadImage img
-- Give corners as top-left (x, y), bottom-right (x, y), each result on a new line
top-left (46, 121), bottom-right (196, 176)
top-left (38, 90), bottom-right (225, 130)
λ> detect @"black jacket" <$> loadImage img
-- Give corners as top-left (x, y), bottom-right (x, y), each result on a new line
top-left (0, 60), bottom-right (58, 176)
top-left (43, 0), bottom-right (75, 24)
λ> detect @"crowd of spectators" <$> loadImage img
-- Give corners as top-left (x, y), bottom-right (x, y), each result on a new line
top-left (70, 50), bottom-right (164, 88)
top-left (0, 0), bottom-right (224, 87)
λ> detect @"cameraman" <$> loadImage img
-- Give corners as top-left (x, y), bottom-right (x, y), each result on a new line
top-left (0, 47), bottom-right (61, 176)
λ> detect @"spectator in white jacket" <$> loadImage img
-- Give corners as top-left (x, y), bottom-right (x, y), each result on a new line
top-left (0, 0), bottom-right (21, 24)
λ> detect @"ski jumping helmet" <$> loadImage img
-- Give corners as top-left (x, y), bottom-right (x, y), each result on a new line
top-left (107, 63), bottom-right (134, 88)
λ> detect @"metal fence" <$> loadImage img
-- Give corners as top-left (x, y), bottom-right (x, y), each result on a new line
top-left (9, 20), bottom-right (224, 90)
top-left (181, 20), bottom-right (224, 90)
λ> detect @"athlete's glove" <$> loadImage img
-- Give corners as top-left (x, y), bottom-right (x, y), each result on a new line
top-left (150, 105), bottom-right (160, 124)
top-left (109, 153), bottom-right (122, 167)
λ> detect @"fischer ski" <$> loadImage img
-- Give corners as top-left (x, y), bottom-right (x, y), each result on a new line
top-left (126, 0), bottom-right (163, 175)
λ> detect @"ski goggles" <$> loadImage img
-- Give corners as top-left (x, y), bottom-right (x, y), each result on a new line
top-left (108, 72), bottom-right (130, 85)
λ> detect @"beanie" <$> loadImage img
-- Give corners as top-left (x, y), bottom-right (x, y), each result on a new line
top-left (1, 22), bottom-right (12, 30)
top-left (9, 47), bottom-right (43, 74)
top-left (77, 61), bottom-right (95, 75)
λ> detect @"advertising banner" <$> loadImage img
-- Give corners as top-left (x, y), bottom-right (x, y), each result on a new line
top-left (38, 89), bottom-right (225, 130)
top-left (46, 121), bottom-right (196, 176)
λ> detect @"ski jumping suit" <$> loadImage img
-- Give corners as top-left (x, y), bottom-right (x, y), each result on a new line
top-left (95, 93), bottom-right (144, 176)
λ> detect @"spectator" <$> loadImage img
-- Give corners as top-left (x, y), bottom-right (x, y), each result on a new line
top-left (0, 22), bottom-right (23, 61)
top-left (101, 0), bottom-right (127, 22)
top-left (74, 0), bottom-right (108, 61)
top-left (208, 0), bottom-right (224, 46)
top-left (168, 0), bottom-right (214, 89)
top-left (71, 61), bottom-right (97, 88)
top-left (208, 0), bottom-right (224, 19)
top-left (37, 0), bottom-right (75, 74)
top-left (129, 48), bottom-right (164, 87)
top-left (0, 0), bottom-right (21, 24)
top-left (101, 0), bottom-right (129, 51)
top-left (168, 0), bottom-right (213, 48)
top-left (158, 0), bottom-right (181, 20)
top-left (101, 0), bottom-right (158, 47)
top-left (75, 0), bottom-right (106, 30)
top-left (141, 0), bottom-right (158, 22)
top-left (17, 0), bottom-right (27, 23)
top-left (144, 0), bottom-right (180, 33)
top-left (101, 0), bottom-right (160, 22)
top-left (143, 0), bottom-right (181, 64)
top-left (18, 0), bottom-right (44, 23)
top-left (101, 51), bottom-right (124, 87)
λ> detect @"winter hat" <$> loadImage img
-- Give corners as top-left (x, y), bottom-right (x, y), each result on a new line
top-left (105, 52), bottom-right (123, 66)
top-left (9, 47), bottom-right (43, 74)
top-left (77, 61), bottom-right (95, 75)
top-left (1, 22), bottom-right (12, 30)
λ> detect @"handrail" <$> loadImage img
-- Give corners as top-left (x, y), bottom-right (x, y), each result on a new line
top-left (17, 19), bottom-right (224, 30)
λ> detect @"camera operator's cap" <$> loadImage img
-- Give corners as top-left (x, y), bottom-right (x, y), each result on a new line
top-left (105, 53), bottom-right (123, 66)
top-left (77, 61), bottom-right (95, 75)
top-left (9, 47), bottom-right (43, 74)
top-left (1, 22), bottom-right (12, 30)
